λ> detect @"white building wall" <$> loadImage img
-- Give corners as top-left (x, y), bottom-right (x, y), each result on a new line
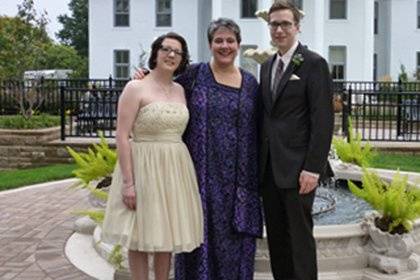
top-left (89, 0), bottom-right (420, 81)
top-left (324, 0), bottom-right (374, 81)
top-left (89, 0), bottom-right (199, 78)
top-left (389, 0), bottom-right (420, 80)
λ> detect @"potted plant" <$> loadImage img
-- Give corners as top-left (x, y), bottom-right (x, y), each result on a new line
top-left (349, 169), bottom-right (420, 274)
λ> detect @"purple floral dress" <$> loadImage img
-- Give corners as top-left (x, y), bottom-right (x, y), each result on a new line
top-left (175, 63), bottom-right (263, 280)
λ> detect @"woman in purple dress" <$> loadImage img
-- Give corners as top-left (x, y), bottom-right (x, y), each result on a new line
top-left (135, 18), bottom-right (262, 279)
top-left (174, 18), bottom-right (263, 280)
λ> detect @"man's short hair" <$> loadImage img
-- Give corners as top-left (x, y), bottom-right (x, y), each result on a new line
top-left (268, 1), bottom-right (303, 24)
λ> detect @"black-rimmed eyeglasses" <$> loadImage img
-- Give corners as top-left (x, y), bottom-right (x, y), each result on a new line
top-left (160, 46), bottom-right (183, 57)
top-left (268, 21), bottom-right (294, 31)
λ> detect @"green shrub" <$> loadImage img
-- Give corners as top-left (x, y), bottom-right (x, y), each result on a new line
top-left (333, 118), bottom-right (375, 167)
top-left (349, 169), bottom-right (420, 234)
top-left (0, 114), bottom-right (60, 129)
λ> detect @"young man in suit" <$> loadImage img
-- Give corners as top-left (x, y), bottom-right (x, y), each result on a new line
top-left (259, 2), bottom-right (334, 279)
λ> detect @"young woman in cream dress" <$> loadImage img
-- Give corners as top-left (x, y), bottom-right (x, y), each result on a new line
top-left (102, 32), bottom-right (203, 280)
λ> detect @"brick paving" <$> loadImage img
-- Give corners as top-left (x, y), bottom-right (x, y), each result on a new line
top-left (0, 180), bottom-right (95, 280)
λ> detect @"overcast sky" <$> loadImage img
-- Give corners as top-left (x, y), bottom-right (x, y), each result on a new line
top-left (0, 0), bottom-right (71, 41)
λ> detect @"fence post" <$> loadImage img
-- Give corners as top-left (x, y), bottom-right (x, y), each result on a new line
top-left (396, 78), bottom-right (402, 138)
top-left (343, 85), bottom-right (352, 141)
top-left (108, 74), bottom-right (113, 89)
top-left (60, 85), bottom-right (66, 141)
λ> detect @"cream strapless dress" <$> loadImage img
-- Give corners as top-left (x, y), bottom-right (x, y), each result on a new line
top-left (101, 102), bottom-right (203, 253)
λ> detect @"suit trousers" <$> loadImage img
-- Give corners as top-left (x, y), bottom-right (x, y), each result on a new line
top-left (261, 159), bottom-right (318, 280)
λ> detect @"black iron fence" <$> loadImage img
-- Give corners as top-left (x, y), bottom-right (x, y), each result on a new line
top-left (60, 84), bottom-right (122, 139)
top-left (0, 77), bottom-right (128, 115)
top-left (1, 78), bottom-right (419, 141)
top-left (336, 81), bottom-right (420, 142)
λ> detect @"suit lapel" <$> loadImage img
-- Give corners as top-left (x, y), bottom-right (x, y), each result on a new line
top-left (262, 55), bottom-right (276, 113)
top-left (272, 44), bottom-right (305, 106)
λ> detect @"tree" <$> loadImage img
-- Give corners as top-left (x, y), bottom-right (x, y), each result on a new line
top-left (39, 44), bottom-right (88, 78)
top-left (17, 0), bottom-right (49, 39)
top-left (0, 16), bottom-right (50, 79)
top-left (57, 0), bottom-right (88, 58)
top-left (0, 0), bottom-right (88, 79)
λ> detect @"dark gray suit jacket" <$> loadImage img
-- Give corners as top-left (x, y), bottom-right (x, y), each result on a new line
top-left (259, 43), bottom-right (334, 189)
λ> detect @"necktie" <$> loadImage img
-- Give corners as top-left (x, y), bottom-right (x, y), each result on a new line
top-left (272, 59), bottom-right (284, 101)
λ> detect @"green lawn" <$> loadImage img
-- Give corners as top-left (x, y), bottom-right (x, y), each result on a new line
top-left (370, 152), bottom-right (420, 173)
top-left (0, 163), bottom-right (76, 191)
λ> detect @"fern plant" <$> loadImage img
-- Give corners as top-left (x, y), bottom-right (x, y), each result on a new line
top-left (109, 244), bottom-right (124, 270)
top-left (349, 169), bottom-right (420, 234)
top-left (333, 118), bottom-right (375, 167)
top-left (67, 132), bottom-right (117, 188)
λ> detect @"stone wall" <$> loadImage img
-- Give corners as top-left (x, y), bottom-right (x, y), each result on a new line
top-left (0, 127), bottom-right (115, 170)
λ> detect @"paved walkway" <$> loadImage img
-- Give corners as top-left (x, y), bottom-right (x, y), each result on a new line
top-left (0, 179), bottom-right (94, 280)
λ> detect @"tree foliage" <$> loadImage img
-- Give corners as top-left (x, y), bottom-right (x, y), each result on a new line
top-left (57, 0), bottom-right (88, 58)
top-left (38, 43), bottom-right (88, 78)
top-left (0, 16), bottom-right (49, 79)
top-left (0, 0), bottom-right (88, 79)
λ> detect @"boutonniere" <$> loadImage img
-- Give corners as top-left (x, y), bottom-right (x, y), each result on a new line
top-left (292, 53), bottom-right (304, 67)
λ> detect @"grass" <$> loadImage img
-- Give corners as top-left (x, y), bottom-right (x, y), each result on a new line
top-left (0, 163), bottom-right (76, 191)
top-left (370, 152), bottom-right (420, 173)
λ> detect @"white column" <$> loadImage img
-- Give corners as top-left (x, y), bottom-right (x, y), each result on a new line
top-left (363, 0), bottom-right (375, 80)
top-left (312, 0), bottom-right (325, 56)
top-left (212, 0), bottom-right (223, 19)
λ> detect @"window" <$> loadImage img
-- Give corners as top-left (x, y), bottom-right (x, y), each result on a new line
top-left (114, 0), bottom-right (129, 27)
top-left (240, 45), bottom-right (259, 78)
top-left (329, 46), bottom-right (346, 80)
top-left (241, 0), bottom-right (257, 18)
top-left (374, 1), bottom-right (378, 34)
top-left (114, 50), bottom-right (130, 79)
top-left (156, 0), bottom-right (171, 27)
top-left (330, 0), bottom-right (346, 19)
top-left (417, 1), bottom-right (420, 28)
top-left (373, 53), bottom-right (377, 81)
top-left (289, 0), bottom-right (303, 10)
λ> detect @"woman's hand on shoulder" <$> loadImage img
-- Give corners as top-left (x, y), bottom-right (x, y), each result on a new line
top-left (133, 68), bottom-right (150, 80)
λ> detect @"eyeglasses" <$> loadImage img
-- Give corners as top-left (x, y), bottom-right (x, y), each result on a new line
top-left (159, 46), bottom-right (183, 57)
top-left (268, 21), bottom-right (295, 31)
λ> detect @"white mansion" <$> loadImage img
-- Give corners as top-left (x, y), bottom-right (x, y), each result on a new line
top-left (89, 0), bottom-right (420, 81)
